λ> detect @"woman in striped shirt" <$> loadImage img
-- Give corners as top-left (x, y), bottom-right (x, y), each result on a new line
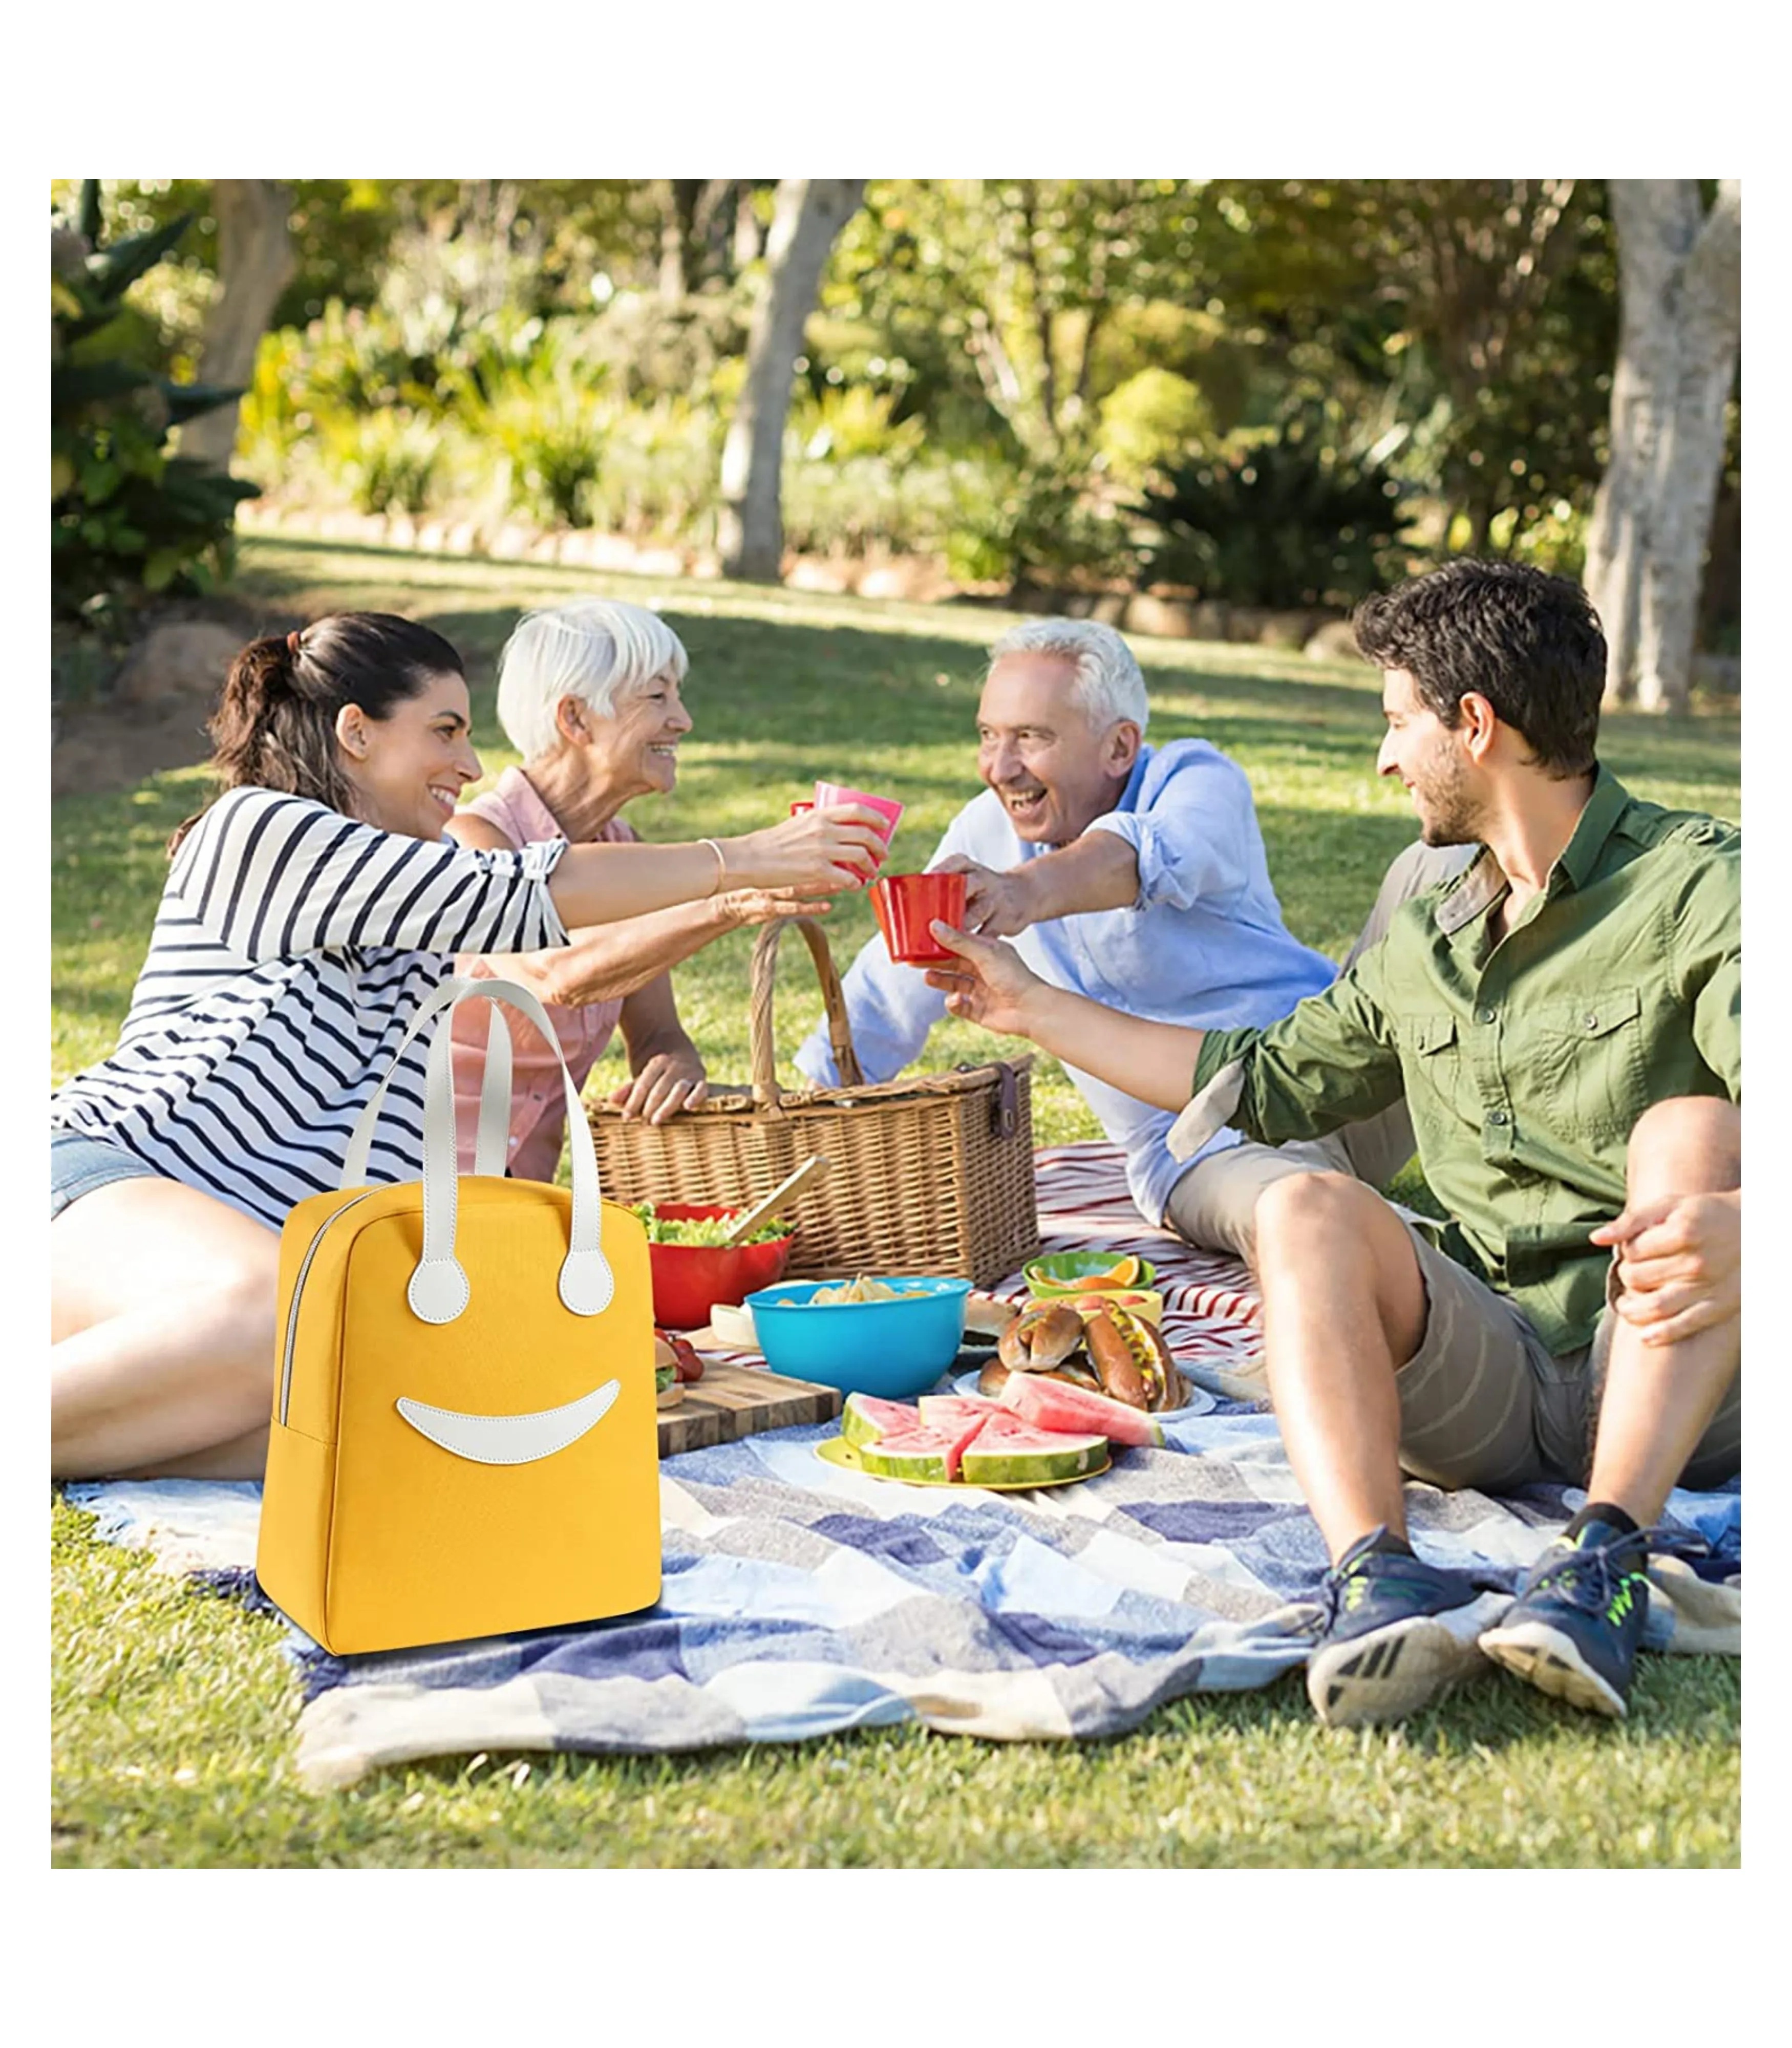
top-left (51, 613), bottom-right (885, 1481)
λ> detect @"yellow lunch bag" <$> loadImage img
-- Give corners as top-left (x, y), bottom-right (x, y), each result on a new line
top-left (256, 975), bottom-right (661, 1655)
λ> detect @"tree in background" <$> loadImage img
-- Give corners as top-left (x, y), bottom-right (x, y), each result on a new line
top-left (653, 180), bottom-right (773, 304)
top-left (824, 181), bottom-right (1219, 460)
top-left (815, 180), bottom-right (1622, 595)
top-left (55, 177), bottom-right (1738, 683)
top-left (718, 179), bottom-right (865, 580)
top-left (51, 183), bottom-right (257, 623)
top-left (1585, 180), bottom-right (1741, 712)
top-left (1200, 180), bottom-right (1613, 558)
top-left (180, 182), bottom-right (295, 472)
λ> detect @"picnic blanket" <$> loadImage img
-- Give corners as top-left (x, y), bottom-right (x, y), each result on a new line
top-left (65, 1143), bottom-right (1741, 1789)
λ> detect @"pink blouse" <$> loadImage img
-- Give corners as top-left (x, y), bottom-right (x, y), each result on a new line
top-left (450, 767), bottom-right (632, 1181)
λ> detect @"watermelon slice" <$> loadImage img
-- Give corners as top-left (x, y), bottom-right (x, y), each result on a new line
top-left (998, 1371), bottom-right (1164, 1447)
top-left (840, 1392), bottom-right (924, 1448)
top-left (916, 1393), bottom-right (1006, 1431)
top-left (857, 1427), bottom-right (958, 1482)
top-left (967, 1409), bottom-right (1061, 1441)
top-left (857, 1407), bottom-right (991, 1482)
top-left (959, 1427), bottom-right (1108, 1487)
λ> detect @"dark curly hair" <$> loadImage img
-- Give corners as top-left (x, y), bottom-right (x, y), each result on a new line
top-left (169, 612), bottom-right (464, 851)
top-left (1352, 560), bottom-right (1607, 778)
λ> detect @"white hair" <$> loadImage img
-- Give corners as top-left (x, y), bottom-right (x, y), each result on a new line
top-left (986, 617), bottom-right (1150, 736)
top-left (495, 599), bottom-right (690, 761)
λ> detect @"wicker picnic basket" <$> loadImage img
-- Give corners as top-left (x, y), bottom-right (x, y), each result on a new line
top-left (587, 916), bottom-right (1040, 1285)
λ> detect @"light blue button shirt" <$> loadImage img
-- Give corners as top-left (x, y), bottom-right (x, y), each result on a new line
top-left (793, 738), bottom-right (1338, 1224)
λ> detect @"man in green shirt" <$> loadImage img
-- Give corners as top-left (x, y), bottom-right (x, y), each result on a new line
top-left (926, 560), bottom-right (1740, 1732)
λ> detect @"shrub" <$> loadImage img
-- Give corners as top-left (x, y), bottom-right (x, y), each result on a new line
top-left (238, 302), bottom-right (443, 471)
top-left (1495, 498), bottom-right (1589, 582)
top-left (245, 302), bottom-right (615, 531)
top-left (582, 396), bottom-right (722, 544)
top-left (51, 196), bottom-right (257, 622)
top-left (336, 411), bottom-right (447, 517)
top-left (791, 383), bottom-right (926, 465)
top-left (783, 447), bottom-right (960, 560)
top-left (1134, 405), bottom-right (1412, 607)
top-left (451, 322), bottom-right (610, 528)
top-left (945, 447), bottom-right (1140, 592)
top-left (1095, 368), bottom-right (1213, 486)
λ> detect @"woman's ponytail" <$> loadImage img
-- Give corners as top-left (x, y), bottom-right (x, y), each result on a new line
top-left (212, 633), bottom-right (298, 759)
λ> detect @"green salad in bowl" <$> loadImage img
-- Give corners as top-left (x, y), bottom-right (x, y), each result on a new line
top-left (634, 1200), bottom-right (799, 1328)
top-left (629, 1203), bottom-right (792, 1247)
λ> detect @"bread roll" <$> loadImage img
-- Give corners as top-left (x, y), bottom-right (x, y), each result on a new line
top-left (963, 1292), bottom-right (1020, 1339)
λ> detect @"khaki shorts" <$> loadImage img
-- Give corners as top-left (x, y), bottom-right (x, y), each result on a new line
top-left (1394, 1225), bottom-right (1742, 1494)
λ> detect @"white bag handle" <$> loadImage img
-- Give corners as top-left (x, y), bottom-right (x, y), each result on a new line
top-left (344, 976), bottom-right (614, 1325)
top-left (342, 984), bottom-right (515, 1185)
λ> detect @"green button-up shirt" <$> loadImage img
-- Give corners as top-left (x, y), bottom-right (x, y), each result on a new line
top-left (1175, 769), bottom-right (1740, 1356)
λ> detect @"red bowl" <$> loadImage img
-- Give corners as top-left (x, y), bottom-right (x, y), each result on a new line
top-left (870, 870), bottom-right (968, 965)
top-left (645, 1202), bottom-right (794, 1331)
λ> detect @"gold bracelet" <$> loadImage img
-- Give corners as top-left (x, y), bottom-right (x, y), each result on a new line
top-left (698, 838), bottom-right (727, 898)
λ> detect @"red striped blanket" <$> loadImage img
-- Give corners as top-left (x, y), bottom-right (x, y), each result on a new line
top-left (993, 1140), bottom-right (1266, 1400)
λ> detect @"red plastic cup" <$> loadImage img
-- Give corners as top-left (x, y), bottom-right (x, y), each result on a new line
top-left (871, 870), bottom-right (968, 966)
top-left (814, 781), bottom-right (903, 872)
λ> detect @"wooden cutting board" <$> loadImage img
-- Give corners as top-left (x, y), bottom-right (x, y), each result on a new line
top-left (657, 1360), bottom-right (842, 1457)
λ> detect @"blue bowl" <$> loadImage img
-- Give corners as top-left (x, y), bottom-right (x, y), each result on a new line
top-left (743, 1277), bottom-right (972, 1399)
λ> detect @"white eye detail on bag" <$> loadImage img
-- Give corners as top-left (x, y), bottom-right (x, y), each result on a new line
top-left (394, 1379), bottom-right (622, 1465)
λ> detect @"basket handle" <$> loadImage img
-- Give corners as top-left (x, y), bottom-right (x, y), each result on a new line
top-left (749, 915), bottom-right (865, 1108)
top-left (992, 1059), bottom-right (1020, 1139)
top-left (951, 1057), bottom-right (1022, 1137)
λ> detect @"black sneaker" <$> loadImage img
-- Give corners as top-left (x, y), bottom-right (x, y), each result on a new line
top-left (1479, 1519), bottom-right (1660, 1717)
top-left (1305, 1528), bottom-right (1496, 1729)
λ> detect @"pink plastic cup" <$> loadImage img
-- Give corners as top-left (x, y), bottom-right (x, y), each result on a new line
top-left (871, 870), bottom-right (968, 966)
top-left (814, 781), bottom-right (903, 876)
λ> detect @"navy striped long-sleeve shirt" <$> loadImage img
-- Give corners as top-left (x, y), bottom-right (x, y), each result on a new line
top-left (51, 785), bottom-right (570, 1228)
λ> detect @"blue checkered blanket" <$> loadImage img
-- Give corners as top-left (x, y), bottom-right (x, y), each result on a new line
top-left (63, 1145), bottom-right (1740, 1788)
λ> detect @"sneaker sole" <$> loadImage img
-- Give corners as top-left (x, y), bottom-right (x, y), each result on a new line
top-left (1306, 1614), bottom-right (1488, 1729)
top-left (1479, 1619), bottom-right (1627, 1718)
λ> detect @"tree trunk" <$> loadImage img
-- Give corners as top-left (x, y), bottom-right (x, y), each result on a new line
top-left (657, 181), bottom-right (694, 304)
top-left (181, 181), bottom-right (295, 473)
top-left (717, 178), bottom-right (864, 581)
top-left (1586, 180), bottom-right (1741, 712)
top-left (657, 180), bottom-right (738, 303)
top-left (1016, 182), bottom-right (1059, 447)
top-left (692, 179), bottom-right (735, 285)
top-left (1698, 476), bottom-right (1740, 648)
top-left (732, 183), bottom-right (767, 270)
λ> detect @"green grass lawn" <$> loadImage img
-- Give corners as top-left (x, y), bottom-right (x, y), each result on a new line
top-left (51, 536), bottom-right (1743, 1867)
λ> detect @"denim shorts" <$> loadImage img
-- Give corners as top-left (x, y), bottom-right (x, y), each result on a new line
top-left (51, 1128), bottom-right (160, 1221)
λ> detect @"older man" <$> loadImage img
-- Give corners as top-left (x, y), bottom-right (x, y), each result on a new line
top-left (794, 617), bottom-right (1343, 1236)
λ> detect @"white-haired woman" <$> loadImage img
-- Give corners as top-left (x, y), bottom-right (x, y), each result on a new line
top-left (446, 599), bottom-right (829, 1180)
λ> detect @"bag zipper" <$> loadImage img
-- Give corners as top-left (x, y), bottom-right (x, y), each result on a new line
top-left (278, 1190), bottom-right (376, 1426)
